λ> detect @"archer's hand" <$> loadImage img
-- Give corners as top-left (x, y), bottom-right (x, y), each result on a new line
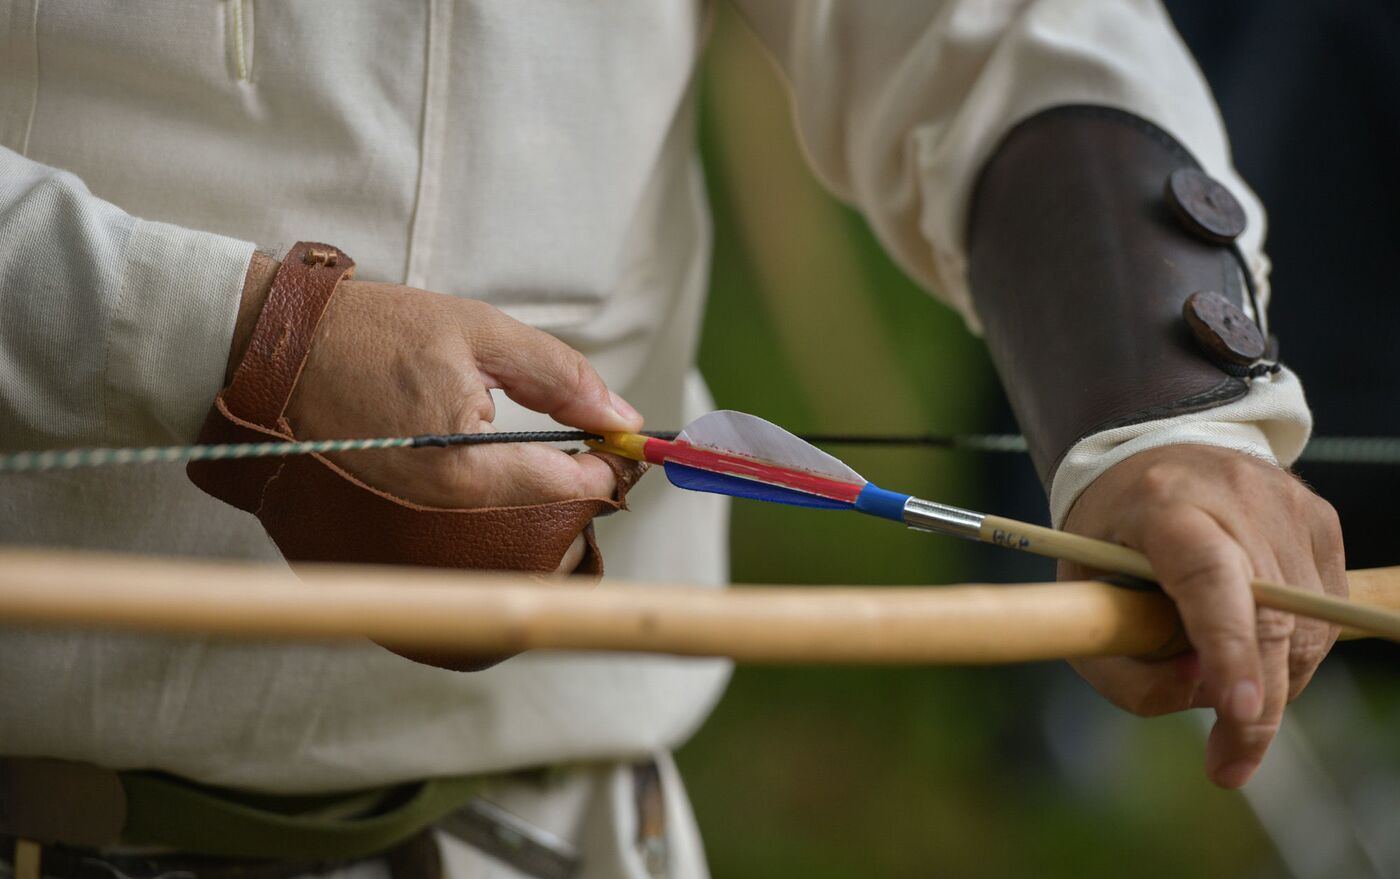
top-left (1060, 444), bottom-right (1345, 788)
top-left (231, 257), bottom-right (643, 572)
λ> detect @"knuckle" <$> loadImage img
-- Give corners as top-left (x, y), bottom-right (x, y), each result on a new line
top-left (1233, 718), bottom-right (1283, 751)
top-left (566, 345), bottom-right (596, 389)
top-left (1170, 547), bottom-right (1251, 596)
top-left (535, 462), bottom-right (587, 500)
top-left (1188, 618), bottom-right (1255, 657)
top-left (1319, 498), bottom-right (1343, 532)
top-left (1281, 478), bottom-right (1317, 514)
top-left (457, 301), bottom-right (507, 345)
top-left (1313, 500), bottom-right (1345, 553)
top-left (1287, 621), bottom-right (1333, 670)
top-left (1254, 608), bottom-right (1295, 643)
top-left (1219, 457), bottom-right (1258, 493)
top-left (461, 298), bottom-right (505, 324)
top-left (1135, 464), bottom-right (1183, 502)
top-left (445, 387), bottom-right (493, 430)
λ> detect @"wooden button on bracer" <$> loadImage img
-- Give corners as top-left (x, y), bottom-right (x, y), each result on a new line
top-left (1165, 167), bottom-right (1247, 244)
top-left (1183, 290), bottom-right (1266, 366)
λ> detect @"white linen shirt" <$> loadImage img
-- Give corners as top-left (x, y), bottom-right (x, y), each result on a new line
top-left (0, 0), bottom-right (1309, 793)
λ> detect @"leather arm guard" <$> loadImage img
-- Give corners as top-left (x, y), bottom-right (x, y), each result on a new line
top-left (968, 105), bottom-right (1274, 488)
top-left (188, 242), bottom-right (646, 671)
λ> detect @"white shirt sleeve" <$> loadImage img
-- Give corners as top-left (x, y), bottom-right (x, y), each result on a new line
top-left (0, 147), bottom-right (255, 449)
top-left (732, 0), bottom-right (1311, 522)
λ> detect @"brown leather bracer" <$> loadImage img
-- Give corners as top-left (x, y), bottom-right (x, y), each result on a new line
top-left (968, 105), bottom-right (1265, 489)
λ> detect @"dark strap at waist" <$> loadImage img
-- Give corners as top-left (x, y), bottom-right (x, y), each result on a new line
top-left (0, 758), bottom-right (479, 860)
top-left (0, 829), bottom-right (441, 879)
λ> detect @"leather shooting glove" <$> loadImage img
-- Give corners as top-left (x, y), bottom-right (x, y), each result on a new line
top-left (189, 242), bottom-right (647, 671)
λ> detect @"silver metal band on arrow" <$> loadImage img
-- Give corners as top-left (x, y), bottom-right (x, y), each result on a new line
top-left (0, 431), bottom-right (1398, 475)
top-left (901, 497), bottom-right (986, 540)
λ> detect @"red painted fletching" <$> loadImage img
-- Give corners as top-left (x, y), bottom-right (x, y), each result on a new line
top-left (641, 437), bottom-right (864, 504)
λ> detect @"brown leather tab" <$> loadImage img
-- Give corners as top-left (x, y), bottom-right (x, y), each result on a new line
top-left (968, 106), bottom-right (1252, 486)
top-left (0, 758), bottom-right (126, 847)
top-left (189, 243), bottom-right (647, 671)
top-left (224, 242), bottom-right (356, 429)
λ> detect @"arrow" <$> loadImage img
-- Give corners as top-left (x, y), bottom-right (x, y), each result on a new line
top-left (588, 410), bottom-right (1400, 641)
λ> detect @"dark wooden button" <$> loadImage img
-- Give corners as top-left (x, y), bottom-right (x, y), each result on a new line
top-left (1165, 168), bottom-right (1247, 244)
top-left (1183, 290), bottom-right (1266, 366)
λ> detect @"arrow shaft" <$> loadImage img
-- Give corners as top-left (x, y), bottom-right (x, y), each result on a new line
top-left (596, 428), bottom-right (1400, 642)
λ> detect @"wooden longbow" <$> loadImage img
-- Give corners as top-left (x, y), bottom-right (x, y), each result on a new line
top-left (0, 548), bottom-right (1394, 663)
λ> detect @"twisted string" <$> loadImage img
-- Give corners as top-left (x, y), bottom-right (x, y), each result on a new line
top-left (0, 431), bottom-right (1394, 474)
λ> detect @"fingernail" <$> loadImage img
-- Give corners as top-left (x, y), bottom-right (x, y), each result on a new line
top-left (608, 391), bottom-right (642, 427)
top-left (1227, 680), bottom-right (1262, 722)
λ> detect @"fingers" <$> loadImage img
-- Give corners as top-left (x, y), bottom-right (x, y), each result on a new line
top-left (1069, 653), bottom-right (1202, 718)
top-left (1195, 532), bottom-right (1293, 788)
top-left (411, 443), bottom-right (620, 509)
top-left (472, 444), bottom-right (621, 505)
top-left (1206, 605), bottom-right (1292, 788)
top-left (1061, 446), bottom-right (1348, 789)
top-left (468, 306), bottom-right (643, 433)
top-left (286, 282), bottom-right (636, 519)
top-left (1134, 507), bottom-right (1264, 725)
top-left (1293, 501), bottom-right (1347, 699)
top-left (554, 535), bottom-right (587, 574)
top-left (1062, 554), bottom-right (1203, 718)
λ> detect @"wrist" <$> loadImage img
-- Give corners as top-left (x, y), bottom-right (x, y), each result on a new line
top-left (1047, 366), bottom-right (1311, 527)
top-left (228, 251), bottom-right (280, 383)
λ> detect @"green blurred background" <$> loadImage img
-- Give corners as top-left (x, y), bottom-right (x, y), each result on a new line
top-left (675, 8), bottom-right (1284, 877)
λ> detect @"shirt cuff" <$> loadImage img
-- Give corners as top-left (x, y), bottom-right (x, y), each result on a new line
top-left (105, 218), bottom-right (255, 444)
top-left (1047, 367), bottom-right (1312, 527)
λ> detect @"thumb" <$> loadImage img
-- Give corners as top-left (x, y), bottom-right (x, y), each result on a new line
top-left (470, 307), bottom-right (642, 432)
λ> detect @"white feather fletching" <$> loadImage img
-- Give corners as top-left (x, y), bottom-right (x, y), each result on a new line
top-left (677, 411), bottom-right (866, 485)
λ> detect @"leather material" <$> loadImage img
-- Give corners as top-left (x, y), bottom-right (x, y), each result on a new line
top-left (222, 245), bottom-right (352, 429)
top-left (967, 105), bottom-right (1251, 487)
top-left (188, 242), bottom-right (645, 671)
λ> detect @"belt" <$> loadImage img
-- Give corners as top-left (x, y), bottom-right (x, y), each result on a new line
top-left (0, 829), bottom-right (440, 879)
top-left (0, 758), bottom-right (670, 879)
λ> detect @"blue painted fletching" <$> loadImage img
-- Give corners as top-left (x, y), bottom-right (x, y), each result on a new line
top-left (662, 462), bottom-right (853, 510)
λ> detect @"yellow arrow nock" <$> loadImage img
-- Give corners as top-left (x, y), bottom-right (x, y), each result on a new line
top-left (585, 432), bottom-right (649, 461)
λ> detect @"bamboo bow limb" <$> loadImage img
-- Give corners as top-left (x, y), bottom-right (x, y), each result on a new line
top-left (0, 549), bottom-right (1394, 664)
top-left (0, 549), bottom-right (1396, 663)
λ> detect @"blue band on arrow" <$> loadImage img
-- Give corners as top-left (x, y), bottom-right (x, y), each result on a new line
top-left (853, 483), bottom-right (911, 521)
top-left (663, 462), bottom-right (853, 510)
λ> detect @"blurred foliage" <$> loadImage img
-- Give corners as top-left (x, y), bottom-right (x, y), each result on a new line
top-left (676, 7), bottom-right (1277, 878)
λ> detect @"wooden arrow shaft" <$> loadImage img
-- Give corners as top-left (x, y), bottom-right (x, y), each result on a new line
top-left (0, 549), bottom-right (1396, 664)
top-left (977, 515), bottom-right (1400, 640)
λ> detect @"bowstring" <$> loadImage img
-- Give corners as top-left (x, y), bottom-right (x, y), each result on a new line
top-left (0, 431), bottom-right (1395, 474)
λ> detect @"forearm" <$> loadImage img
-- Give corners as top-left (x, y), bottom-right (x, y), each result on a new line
top-left (0, 147), bottom-right (254, 449)
top-left (966, 105), bottom-right (1308, 508)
